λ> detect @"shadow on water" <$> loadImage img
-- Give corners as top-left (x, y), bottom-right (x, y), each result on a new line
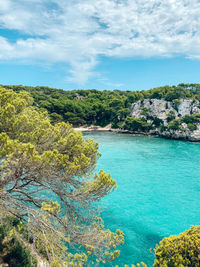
top-left (101, 209), bottom-right (164, 266)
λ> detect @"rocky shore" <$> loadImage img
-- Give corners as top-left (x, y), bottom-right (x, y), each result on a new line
top-left (75, 126), bottom-right (200, 142)
top-left (75, 98), bottom-right (200, 142)
top-left (128, 98), bottom-right (200, 142)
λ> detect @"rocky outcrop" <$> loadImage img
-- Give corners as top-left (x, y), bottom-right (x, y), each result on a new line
top-left (159, 124), bottom-right (200, 141)
top-left (129, 99), bottom-right (200, 141)
top-left (131, 99), bottom-right (200, 120)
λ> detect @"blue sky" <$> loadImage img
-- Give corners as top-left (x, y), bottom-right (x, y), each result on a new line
top-left (1, 0), bottom-right (200, 91)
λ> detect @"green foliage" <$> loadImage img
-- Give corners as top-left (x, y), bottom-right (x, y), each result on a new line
top-left (168, 119), bottom-right (182, 130)
top-left (151, 117), bottom-right (163, 127)
top-left (160, 125), bottom-right (167, 132)
top-left (166, 110), bottom-right (176, 122)
top-left (181, 114), bottom-right (200, 131)
top-left (49, 112), bottom-right (63, 123)
top-left (0, 87), bottom-right (124, 266)
top-left (141, 107), bottom-right (150, 117)
top-left (182, 115), bottom-right (196, 124)
top-left (154, 226), bottom-right (200, 267)
top-left (124, 117), bottom-right (151, 132)
top-left (117, 108), bottom-right (130, 120)
top-left (187, 123), bottom-right (197, 131)
top-left (182, 114), bottom-right (200, 124)
top-left (0, 214), bottom-right (37, 267)
top-left (193, 113), bottom-right (200, 120)
top-left (2, 83), bottom-right (200, 128)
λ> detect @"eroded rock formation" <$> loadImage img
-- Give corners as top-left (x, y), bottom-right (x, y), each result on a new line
top-left (128, 99), bottom-right (200, 141)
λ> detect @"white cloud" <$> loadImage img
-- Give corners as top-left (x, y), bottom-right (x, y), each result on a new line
top-left (0, 0), bottom-right (200, 84)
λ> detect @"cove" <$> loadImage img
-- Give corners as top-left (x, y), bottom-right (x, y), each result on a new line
top-left (83, 132), bottom-right (200, 266)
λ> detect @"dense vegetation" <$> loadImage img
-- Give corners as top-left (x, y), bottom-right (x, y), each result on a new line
top-left (0, 214), bottom-right (37, 267)
top-left (2, 83), bottom-right (200, 128)
top-left (0, 87), bottom-right (124, 266)
top-left (154, 226), bottom-right (200, 267)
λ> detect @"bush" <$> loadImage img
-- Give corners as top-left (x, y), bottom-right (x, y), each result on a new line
top-left (168, 119), bottom-right (182, 130)
top-left (160, 125), bottom-right (167, 132)
top-left (50, 112), bottom-right (63, 123)
top-left (0, 215), bottom-right (37, 267)
top-left (112, 121), bottom-right (124, 129)
top-left (151, 117), bottom-right (163, 127)
top-left (181, 114), bottom-right (200, 131)
top-left (124, 117), bottom-right (152, 132)
top-left (141, 107), bottom-right (150, 117)
top-left (166, 110), bottom-right (176, 122)
top-left (187, 123), bottom-right (197, 131)
top-left (193, 113), bottom-right (200, 121)
top-left (154, 226), bottom-right (200, 267)
top-left (181, 115), bottom-right (196, 124)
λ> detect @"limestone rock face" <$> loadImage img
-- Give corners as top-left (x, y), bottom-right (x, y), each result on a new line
top-left (131, 99), bottom-right (170, 120)
top-left (131, 99), bottom-right (200, 119)
top-left (129, 99), bottom-right (200, 141)
top-left (190, 124), bottom-right (200, 140)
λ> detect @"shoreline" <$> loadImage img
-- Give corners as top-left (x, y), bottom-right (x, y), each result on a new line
top-left (74, 126), bottom-right (200, 142)
top-left (74, 126), bottom-right (157, 136)
top-left (73, 125), bottom-right (112, 132)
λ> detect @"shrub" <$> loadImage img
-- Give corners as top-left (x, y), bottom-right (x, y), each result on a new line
top-left (187, 123), bottom-right (197, 131)
top-left (152, 117), bottom-right (163, 127)
top-left (0, 215), bottom-right (37, 267)
top-left (160, 125), bottom-right (167, 132)
top-left (181, 115), bottom-right (196, 124)
top-left (168, 119), bottom-right (182, 130)
top-left (124, 117), bottom-right (151, 132)
top-left (141, 107), bottom-right (150, 117)
top-left (166, 110), bottom-right (176, 122)
top-left (193, 113), bottom-right (200, 121)
top-left (154, 226), bottom-right (200, 267)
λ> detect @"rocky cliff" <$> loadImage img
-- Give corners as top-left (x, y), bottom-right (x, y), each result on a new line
top-left (128, 99), bottom-right (200, 141)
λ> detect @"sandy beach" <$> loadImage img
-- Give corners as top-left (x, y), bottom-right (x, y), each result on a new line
top-left (74, 124), bottom-right (112, 132)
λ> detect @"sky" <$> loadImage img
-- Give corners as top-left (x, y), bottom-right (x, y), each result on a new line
top-left (0, 0), bottom-right (200, 91)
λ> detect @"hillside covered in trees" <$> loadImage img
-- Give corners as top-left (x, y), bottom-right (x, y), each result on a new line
top-left (2, 83), bottom-right (200, 129)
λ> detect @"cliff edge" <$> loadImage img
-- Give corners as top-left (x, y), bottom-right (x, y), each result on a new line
top-left (125, 99), bottom-right (200, 141)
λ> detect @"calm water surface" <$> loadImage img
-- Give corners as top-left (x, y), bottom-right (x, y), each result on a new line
top-left (83, 132), bottom-right (200, 266)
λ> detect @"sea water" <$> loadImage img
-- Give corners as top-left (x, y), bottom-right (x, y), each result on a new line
top-left (83, 132), bottom-right (200, 266)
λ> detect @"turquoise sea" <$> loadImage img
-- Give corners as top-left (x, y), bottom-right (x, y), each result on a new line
top-left (83, 132), bottom-right (200, 266)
